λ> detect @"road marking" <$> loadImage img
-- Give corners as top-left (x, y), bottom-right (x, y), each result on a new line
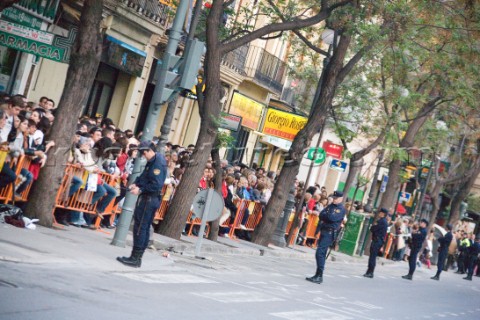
top-left (338, 275), bottom-right (349, 278)
top-left (191, 291), bottom-right (284, 303)
top-left (351, 301), bottom-right (383, 310)
top-left (271, 309), bottom-right (353, 320)
top-left (114, 273), bottom-right (217, 284)
top-left (308, 302), bottom-right (373, 320)
top-left (246, 281), bottom-right (267, 284)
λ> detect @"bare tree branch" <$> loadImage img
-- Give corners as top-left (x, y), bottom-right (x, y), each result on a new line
top-left (220, 0), bottom-right (353, 54)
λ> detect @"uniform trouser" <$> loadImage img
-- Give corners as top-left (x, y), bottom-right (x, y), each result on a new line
top-left (408, 248), bottom-right (421, 275)
top-left (436, 249), bottom-right (448, 276)
top-left (457, 253), bottom-right (465, 272)
top-left (133, 194), bottom-right (160, 251)
top-left (368, 240), bottom-right (383, 273)
top-left (467, 257), bottom-right (479, 277)
top-left (315, 231), bottom-right (334, 273)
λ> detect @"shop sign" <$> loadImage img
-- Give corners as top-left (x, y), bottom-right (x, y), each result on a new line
top-left (380, 175), bottom-right (388, 193)
top-left (103, 36), bottom-right (147, 77)
top-left (307, 147), bottom-right (326, 165)
top-left (229, 92), bottom-right (265, 130)
top-left (329, 159), bottom-right (348, 172)
top-left (0, 31), bottom-right (65, 62)
top-left (261, 108), bottom-right (307, 141)
top-left (1, 7), bottom-right (43, 30)
top-left (14, 0), bottom-right (60, 22)
top-left (260, 135), bottom-right (292, 151)
top-left (219, 113), bottom-right (242, 132)
top-left (0, 20), bottom-right (53, 44)
top-left (322, 141), bottom-right (343, 159)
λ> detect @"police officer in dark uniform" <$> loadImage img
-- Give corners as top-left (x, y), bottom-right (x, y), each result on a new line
top-left (306, 190), bottom-right (346, 284)
top-left (431, 224), bottom-right (453, 281)
top-left (363, 208), bottom-right (389, 278)
top-left (117, 141), bottom-right (167, 268)
top-left (463, 235), bottom-right (480, 281)
top-left (402, 218), bottom-right (428, 280)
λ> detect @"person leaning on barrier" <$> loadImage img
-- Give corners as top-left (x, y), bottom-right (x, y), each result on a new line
top-left (117, 140), bottom-right (167, 268)
top-left (306, 190), bottom-right (346, 284)
top-left (431, 224), bottom-right (453, 281)
top-left (402, 219), bottom-right (428, 280)
top-left (363, 208), bottom-right (389, 279)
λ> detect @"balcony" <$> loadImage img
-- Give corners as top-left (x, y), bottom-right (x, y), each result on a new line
top-left (244, 46), bottom-right (287, 94)
top-left (119, 0), bottom-right (171, 27)
top-left (222, 44), bottom-right (249, 76)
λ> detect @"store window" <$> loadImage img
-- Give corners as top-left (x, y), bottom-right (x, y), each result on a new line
top-left (0, 47), bottom-right (19, 92)
top-left (85, 63), bottom-right (118, 118)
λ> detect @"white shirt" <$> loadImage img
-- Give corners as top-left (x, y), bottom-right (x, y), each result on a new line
top-left (0, 114), bottom-right (13, 142)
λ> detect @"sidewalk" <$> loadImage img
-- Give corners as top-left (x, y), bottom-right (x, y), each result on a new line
top-left (0, 223), bottom-right (381, 271)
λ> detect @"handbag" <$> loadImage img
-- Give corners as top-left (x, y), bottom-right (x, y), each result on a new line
top-left (86, 173), bottom-right (98, 192)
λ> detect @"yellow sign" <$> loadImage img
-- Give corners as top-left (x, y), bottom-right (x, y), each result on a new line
top-left (262, 108), bottom-right (307, 141)
top-left (229, 92), bottom-right (265, 130)
top-left (159, 0), bottom-right (175, 7)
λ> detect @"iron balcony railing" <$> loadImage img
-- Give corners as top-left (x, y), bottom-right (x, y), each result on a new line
top-left (120, 0), bottom-right (171, 27)
top-left (244, 46), bottom-right (287, 94)
top-left (222, 44), bottom-right (249, 76)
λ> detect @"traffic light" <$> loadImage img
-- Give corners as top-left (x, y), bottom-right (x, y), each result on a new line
top-left (179, 39), bottom-right (205, 89)
top-left (159, 39), bottom-right (205, 104)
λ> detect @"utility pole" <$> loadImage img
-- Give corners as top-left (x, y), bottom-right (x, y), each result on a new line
top-left (111, 0), bottom-right (192, 247)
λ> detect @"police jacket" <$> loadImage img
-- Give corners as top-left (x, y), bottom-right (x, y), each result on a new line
top-left (371, 217), bottom-right (388, 243)
top-left (438, 231), bottom-right (453, 253)
top-left (467, 242), bottom-right (480, 258)
top-left (134, 152), bottom-right (167, 196)
top-left (411, 227), bottom-right (427, 251)
top-left (319, 203), bottom-right (346, 231)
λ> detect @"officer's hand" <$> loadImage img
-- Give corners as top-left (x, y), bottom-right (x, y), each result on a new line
top-left (130, 186), bottom-right (140, 195)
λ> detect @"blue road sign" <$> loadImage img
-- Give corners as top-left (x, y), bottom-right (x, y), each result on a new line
top-left (329, 159), bottom-right (348, 172)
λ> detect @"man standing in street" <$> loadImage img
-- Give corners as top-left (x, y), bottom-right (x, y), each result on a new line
top-left (117, 141), bottom-right (167, 268)
top-left (363, 208), bottom-right (389, 278)
top-left (402, 219), bottom-right (428, 280)
top-left (306, 190), bottom-right (346, 284)
top-left (431, 224), bottom-right (453, 280)
top-left (463, 235), bottom-right (480, 281)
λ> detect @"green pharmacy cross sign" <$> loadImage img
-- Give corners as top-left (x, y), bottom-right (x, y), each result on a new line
top-left (307, 147), bottom-right (326, 165)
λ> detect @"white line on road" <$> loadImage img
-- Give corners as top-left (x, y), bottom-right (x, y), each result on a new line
top-left (271, 309), bottom-right (353, 320)
top-left (191, 291), bottom-right (284, 303)
top-left (113, 273), bottom-right (217, 284)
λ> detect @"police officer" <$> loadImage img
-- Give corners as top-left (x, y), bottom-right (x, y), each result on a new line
top-left (306, 190), bottom-right (346, 284)
top-left (463, 235), bottom-right (480, 281)
top-left (117, 140), bottom-right (167, 268)
top-left (402, 218), bottom-right (428, 280)
top-left (363, 208), bottom-right (389, 278)
top-left (431, 224), bottom-right (453, 281)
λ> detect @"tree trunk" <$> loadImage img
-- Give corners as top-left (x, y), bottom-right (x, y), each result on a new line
top-left (448, 163), bottom-right (480, 225)
top-left (0, 0), bottom-right (20, 12)
top-left (156, 97), bottom-right (177, 154)
top-left (208, 141), bottom-right (223, 241)
top-left (24, 0), bottom-right (103, 226)
top-left (252, 29), bottom-right (353, 246)
top-left (157, 0), bottom-right (223, 240)
top-left (379, 97), bottom-right (440, 211)
top-left (342, 158), bottom-right (364, 201)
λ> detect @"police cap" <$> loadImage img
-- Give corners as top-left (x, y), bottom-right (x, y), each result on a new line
top-left (380, 208), bottom-right (389, 215)
top-left (138, 140), bottom-right (155, 152)
top-left (420, 218), bottom-right (429, 225)
top-left (332, 190), bottom-right (343, 198)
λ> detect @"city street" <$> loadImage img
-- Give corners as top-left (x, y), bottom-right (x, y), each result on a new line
top-left (0, 226), bottom-right (479, 320)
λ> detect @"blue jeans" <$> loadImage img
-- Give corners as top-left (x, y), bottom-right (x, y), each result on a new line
top-left (91, 183), bottom-right (117, 213)
top-left (133, 194), bottom-right (161, 251)
top-left (16, 168), bottom-right (34, 193)
top-left (315, 230), bottom-right (334, 273)
top-left (0, 164), bottom-right (16, 189)
top-left (69, 176), bottom-right (83, 197)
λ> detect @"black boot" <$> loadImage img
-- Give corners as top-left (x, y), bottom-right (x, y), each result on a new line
top-left (117, 248), bottom-right (144, 268)
top-left (363, 272), bottom-right (374, 278)
top-left (306, 270), bottom-right (323, 284)
top-left (463, 275), bottom-right (472, 281)
top-left (430, 273), bottom-right (440, 281)
top-left (402, 274), bottom-right (413, 280)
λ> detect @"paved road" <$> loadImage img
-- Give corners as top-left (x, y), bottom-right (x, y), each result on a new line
top-left (1, 248), bottom-right (479, 320)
